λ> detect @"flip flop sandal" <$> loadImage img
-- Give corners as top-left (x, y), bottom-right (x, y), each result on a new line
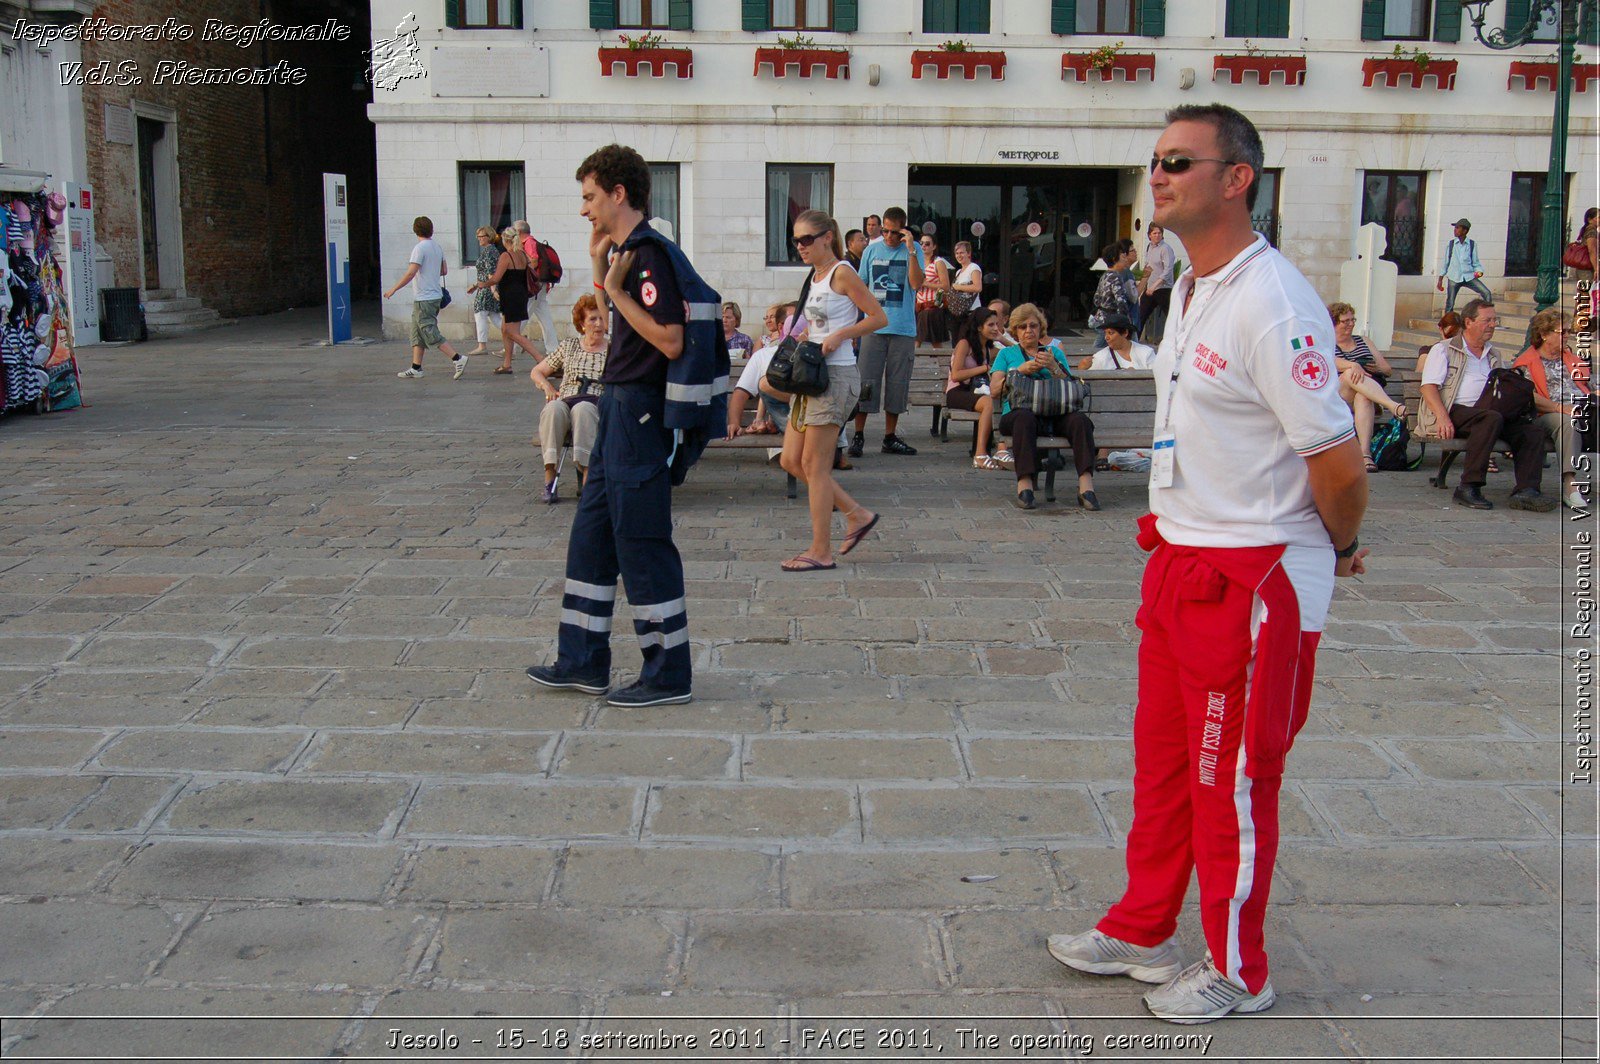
top-left (839, 511), bottom-right (880, 556)
top-left (1365, 454), bottom-right (1378, 472)
top-left (781, 555), bottom-right (837, 572)
top-left (493, 366), bottom-right (514, 374)
top-left (972, 454), bottom-right (1001, 471)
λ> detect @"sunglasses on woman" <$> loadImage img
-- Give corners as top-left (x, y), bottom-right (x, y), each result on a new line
top-left (1149, 154), bottom-right (1235, 175)
top-left (792, 232), bottom-right (826, 248)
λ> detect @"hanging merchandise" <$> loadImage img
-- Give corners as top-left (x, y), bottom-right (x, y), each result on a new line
top-left (2, 187), bottom-right (82, 420)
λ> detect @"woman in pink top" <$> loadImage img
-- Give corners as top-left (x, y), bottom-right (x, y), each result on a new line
top-left (947, 307), bottom-right (1004, 469)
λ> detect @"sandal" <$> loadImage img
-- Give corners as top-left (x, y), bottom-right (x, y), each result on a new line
top-left (493, 366), bottom-right (514, 374)
top-left (781, 555), bottom-right (837, 572)
top-left (972, 454), bottom-right (1001, 471)
top-left (1488, 457), bottom-right (1500, 473)
top-left (993, 449), bottom-right (1015, 470)
top-left (1365, 454), bottom-right (1378, 473)
top-left (839, 510), bottom-right (880, 556)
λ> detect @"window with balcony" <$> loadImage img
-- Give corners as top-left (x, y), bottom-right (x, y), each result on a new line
top-left (618, 0), bottom-right (671, 29)
top-left (1077, 0), bottom-right (1139, 34)
top-left (1225, 0), bottom-right (1289, 38)
top-left (447, 0), bottom-right (522, 29)
top-left (767, 164), bottom-right (833, 266)
top-left (458, 163), bottom-right (526, 263)
top-left (924, 0), bottom-right (991, 34)
top-left (1359, 0), bottom-right (1462, 42)
top-left (1381, 0), bottom-right (1429, 40)
top-left (1360, 170), bottom-right (1426, 275)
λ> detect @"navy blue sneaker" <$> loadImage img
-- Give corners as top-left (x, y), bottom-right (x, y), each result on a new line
top-left (526, 664), bottom-right (608, 695)
top-left (606, 680), bottom-right (692, 707)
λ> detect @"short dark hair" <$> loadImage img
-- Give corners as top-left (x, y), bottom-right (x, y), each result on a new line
top-left (845, 228), bottom-right (864, 243)
top-left (883, 207), bottom-right (908, 227)
top-left (1101, 239), bottom-right (1133, 265)
top-left (1460, 298), bottom-right (1494, 323)
top-left (412, 216), bottom-right (433, 238)
top-left (1164, 103), bottom-right (1265, 211)
top-left (865, 214), bottom-right (881, 225)
top-left (575, 144), bottom-right (651, 212)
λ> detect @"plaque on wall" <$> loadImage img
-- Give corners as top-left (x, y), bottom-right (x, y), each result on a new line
top-left (429, 45), bottom-right (550, 98)
top-left (104, 105), bottom-right (135, 145)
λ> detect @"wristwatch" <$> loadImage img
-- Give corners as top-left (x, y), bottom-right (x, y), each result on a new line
top-left (1335, 536), bottom-right (1360, 559)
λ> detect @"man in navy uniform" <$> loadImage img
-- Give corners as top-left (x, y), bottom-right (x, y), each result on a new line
top-left (527, 145), bottom-right (693, 707)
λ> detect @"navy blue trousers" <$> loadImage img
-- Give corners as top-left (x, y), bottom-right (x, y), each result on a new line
top-left (555, 384), bottom-right (691, 690)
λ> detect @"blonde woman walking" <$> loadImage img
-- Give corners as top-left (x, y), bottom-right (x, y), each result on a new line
top-left (466, 226), bottom-right (504, 356)
top-left (778, 209), bottom-right (888, 572)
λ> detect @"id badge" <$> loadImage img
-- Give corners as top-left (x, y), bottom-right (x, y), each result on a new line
top-left (1150, 432), bottom-right (1176, 489)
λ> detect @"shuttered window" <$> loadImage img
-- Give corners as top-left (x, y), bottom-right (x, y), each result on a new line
top-left (1225, 0), bottom-right (1290, 39)
top-left (924, 0), bottom-right (991, 34)
top-left (449, 0), bottom-right (523, 29)
top-left (1052, 0), bottom-right (1164, 35)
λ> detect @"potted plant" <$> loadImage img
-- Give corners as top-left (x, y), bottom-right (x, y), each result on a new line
top-left (1213, 39), bottom-right (1307, 86)
top-left (911, 38), bottom-right (1007, 80)
top-left (1508, 55), bottom-right (1598, 93)
top-left (1362, 44), bottom-right (1457, 90)
top-left (1062, 41), bottom-right (1155, 83)
top-left (598, 32), bottom-right (694, 78)
top-left (754, 33), bottom-right (851, 79)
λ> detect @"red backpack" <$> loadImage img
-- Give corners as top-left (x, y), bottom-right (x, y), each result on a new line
top-left (523, 237), bottom-right (563, 291)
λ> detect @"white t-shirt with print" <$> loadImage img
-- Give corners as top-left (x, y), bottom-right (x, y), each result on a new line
top-left (1151, 236), bottom-right (1356, 550)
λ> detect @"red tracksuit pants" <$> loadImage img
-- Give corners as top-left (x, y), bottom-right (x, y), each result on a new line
top-left (1097, 515), bottom-right (1329, 995)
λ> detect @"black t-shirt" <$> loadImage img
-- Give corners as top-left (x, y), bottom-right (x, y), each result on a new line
top-left (602, 221), bottom-right (686, 386)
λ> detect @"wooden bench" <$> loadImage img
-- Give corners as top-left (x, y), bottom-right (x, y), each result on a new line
top-left (1387, 349), bottom-right (1555, 487)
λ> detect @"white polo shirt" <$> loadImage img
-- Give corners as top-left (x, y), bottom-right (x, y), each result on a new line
top-left (1421, 337), bottom-right (1496, 406)
top-left (1151, 236), bottom-right (1355, 549)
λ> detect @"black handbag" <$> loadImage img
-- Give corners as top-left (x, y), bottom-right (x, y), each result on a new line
top-left (1476, 366), bottom-right (1535, 423)
top-left (764, 270), bottom-right (830, 398)
top-left (437, 286), bottom-right (452, 309)
top-left (1005, 353), bottom-right (1090, 417)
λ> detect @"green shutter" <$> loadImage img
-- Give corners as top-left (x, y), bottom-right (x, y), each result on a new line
top-left (1139, 0), bottom-right (1165, 37)
top-left (1228, 0), bottom-right (1287, 38)
top-left (1431, 0), bottom-right (1460, 42)
top-left (834, 0), bottom-right (858, 31)
top-left (924, 0), bottom-right (955, 33)
top-left (445, 0), bottom-right (460, 28)
top-left (1359, 0), bottom-right (1385, 40)
top-left (1584, 3), bottom-right (1599, 46)
top-left (742, 0), bottom-right (768, 31)
top-left (1051, 0), bottom-right (1077, 35)
top-left (590, 0), bottom-right (616, 30)
top-left (1503, 0), bottom-right (1532, 33)
top-left (959, 0), bottom-right (991, 33)
top-left (509, 0), bottom-right (523, 28)
top-left (1261, 0), bottom-right (1289, 37)
top-left (669, 0), bottom-right (693, 30)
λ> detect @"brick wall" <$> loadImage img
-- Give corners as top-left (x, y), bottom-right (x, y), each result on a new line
top-left (81, 0), bottom-right (376, 317)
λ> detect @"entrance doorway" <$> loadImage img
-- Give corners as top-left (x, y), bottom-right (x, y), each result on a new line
top-left (908, 166), bottom-right (1121, 329)
top-left (134, 112), bottom-right (182, 293)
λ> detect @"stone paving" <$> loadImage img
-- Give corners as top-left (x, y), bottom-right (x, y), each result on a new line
top-left (0, 306), bottom-right (1593, 1062)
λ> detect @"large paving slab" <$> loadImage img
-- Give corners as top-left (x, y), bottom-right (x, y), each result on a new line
top-left (0, 306), bottom-right (1588, 1058)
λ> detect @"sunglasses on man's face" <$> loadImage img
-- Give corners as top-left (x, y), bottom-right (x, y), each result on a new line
top-left (792, 232), bottom-right (826, 248)
top-left (1149, 154), bottom-right (1235, 175)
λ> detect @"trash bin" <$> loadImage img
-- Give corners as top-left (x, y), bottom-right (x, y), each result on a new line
top-left (99, 287), bottom-right (144, 342)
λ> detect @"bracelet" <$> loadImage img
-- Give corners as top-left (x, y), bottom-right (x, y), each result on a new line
top-left (594, 282), bottom-right (605, 291)
top-left (1335, 535), bottom-right (1360, 559)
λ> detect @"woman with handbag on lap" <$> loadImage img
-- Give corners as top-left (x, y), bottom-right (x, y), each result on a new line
top-left (990, 303), bottom-right (1099, 512)
top-left (776, 209), bottom-right (888, 572)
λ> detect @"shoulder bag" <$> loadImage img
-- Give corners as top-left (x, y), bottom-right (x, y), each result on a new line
top-left (1005, 353), bottom-right (1090, 417)
top-left (765, 271), bottom-right (830, 398)
top-left (1476, 366), bottom-right (1535, 423)
top-left (1564, 240), bottom-right (1594, 272)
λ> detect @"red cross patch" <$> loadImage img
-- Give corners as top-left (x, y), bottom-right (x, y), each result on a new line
top-left (640, 281), bottom-right (659, 308)
top-left (1291, 350), bottom-right (1330, 390)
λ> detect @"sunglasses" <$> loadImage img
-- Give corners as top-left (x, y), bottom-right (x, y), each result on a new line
top-left (1150, 154), bottom-right (1235, 174)
top-left (792, 232), bottom-right (826, 248)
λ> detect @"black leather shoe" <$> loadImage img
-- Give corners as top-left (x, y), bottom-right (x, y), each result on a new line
top-left (1013, 489), bottom-right (1036, 510)
top-left (882, 434), bottom-right (918, 456)
top-left (526, 664), bottom-right (609, 695)
top-left (1508, 489), bottom-right (1558, 512)
top-left (1079, 490), bottom-right (1102, 512)
top-left (607, 680), bottom-right (692, 707)
top-left (1452, 485), bottom-right (1493, 510)
top-left (847, 432), bottom-right (864, 458)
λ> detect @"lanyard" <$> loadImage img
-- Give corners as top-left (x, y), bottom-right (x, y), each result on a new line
top-left (1160, 274), bottom-right (1224, 432)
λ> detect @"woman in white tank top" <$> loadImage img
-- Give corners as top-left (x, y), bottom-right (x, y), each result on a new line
top-left (777, 209), bottom-right (889, 573)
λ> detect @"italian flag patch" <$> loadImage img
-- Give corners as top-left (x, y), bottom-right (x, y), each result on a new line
top-left (1289, 335), bottom-right (1315, 351)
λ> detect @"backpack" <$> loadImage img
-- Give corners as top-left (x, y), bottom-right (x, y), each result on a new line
top-left (1371, 417), bottom-right (1420, 471)
top-left (530, 239), bottom-right (562, 285)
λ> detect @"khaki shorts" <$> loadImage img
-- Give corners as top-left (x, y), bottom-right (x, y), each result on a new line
top-left (796, 363), bottom-right (860, 428)
top-left (410, 299), bottom-right (445, 348)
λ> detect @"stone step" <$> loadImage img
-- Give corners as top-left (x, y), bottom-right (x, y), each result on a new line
top-left (143, 296), bottom-right (204, 314)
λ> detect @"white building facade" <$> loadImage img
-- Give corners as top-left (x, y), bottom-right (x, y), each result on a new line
top-left (368, 0), bottom-right (1598, 342)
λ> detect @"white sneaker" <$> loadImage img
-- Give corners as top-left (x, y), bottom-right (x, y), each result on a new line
top-left (1567, 489), bottom-right (1590, 510)
top-left (1046, 929), bottom-right (1185, 984)
top-left (452, 355), bottom-right (467, 380)
top-left (1143, 958), bottom-right (1275, 1025)
top-left (397, 366), bottom-right (423, 379)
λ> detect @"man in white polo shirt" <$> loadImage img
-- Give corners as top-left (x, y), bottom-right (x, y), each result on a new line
top-left (1047, 104), bottom-right (1369, 1024)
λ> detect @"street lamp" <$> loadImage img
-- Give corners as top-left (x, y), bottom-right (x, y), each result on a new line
top-left (1460, 0), bottom-right (1592, 318)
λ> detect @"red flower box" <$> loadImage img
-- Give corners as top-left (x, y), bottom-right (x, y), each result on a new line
top-left (753, 46), bottom-right (850, 79)
top-left (1061, 52), bottom-right (1155, 83)
top-left (911, 49), bottom-right (1006, 81)
top-left (1361, 56), bottom-right (1457, 90)
top-left (1508, 60), bottom-right (1598, 93)
top-left (1212, 54), bottom-right (1306, 86)
top-left (598, 46), bottom-right (694, 79)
